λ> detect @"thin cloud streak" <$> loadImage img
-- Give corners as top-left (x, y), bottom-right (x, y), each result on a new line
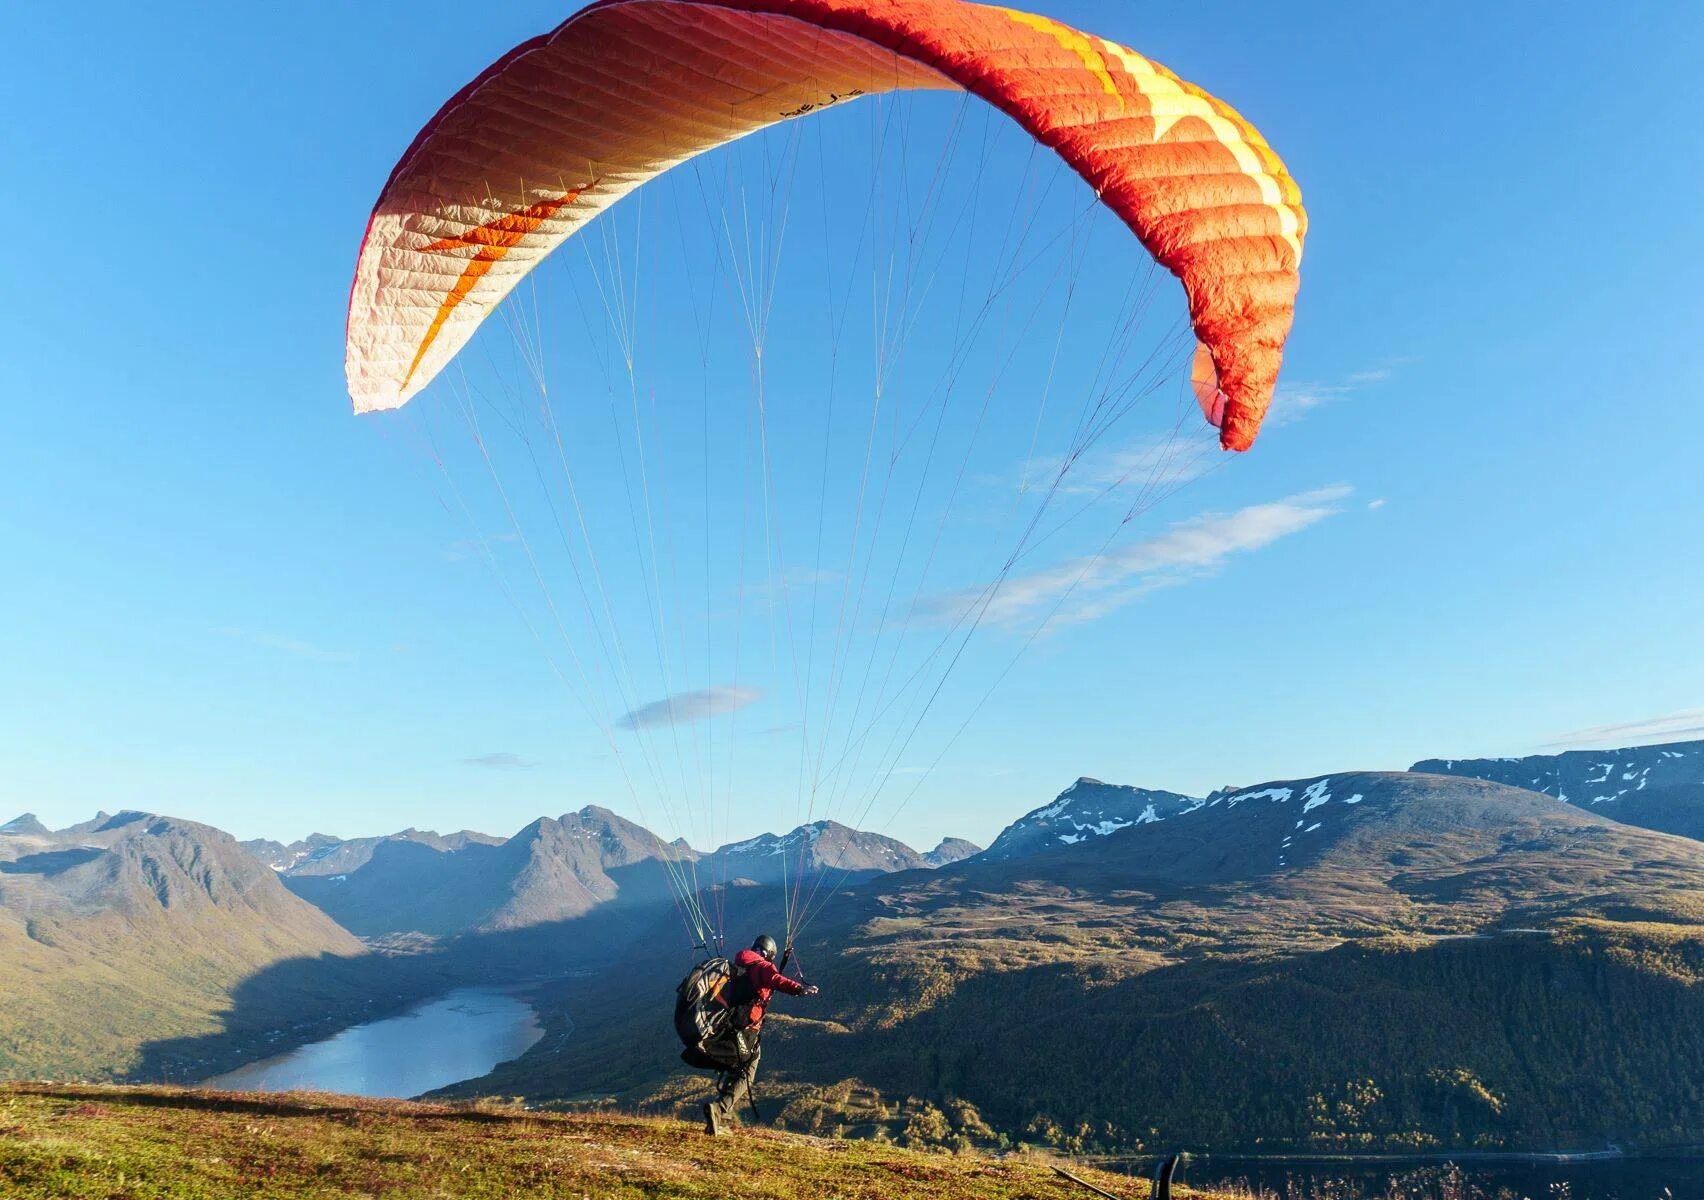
top-left (216, 627), bottom-right (353, 664)
top-left (618, 686), bottom-right (763, 731)
top-left (1010, 358), bottom-right (1397, 509)
top-left (1266, 361), bottom-right (1401, 427)
top-left (1540, 708), bottom-right (1704, 751)
top-left (463, 752), bottom-right (537, 769)
top-left (925, 486), bottom-right (1352, 631)
top-left (1020, 432), bottom-right (1218, 499)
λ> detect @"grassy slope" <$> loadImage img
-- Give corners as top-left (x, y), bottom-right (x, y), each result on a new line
top-left (0, 1084), bottom-right (1224, 1200)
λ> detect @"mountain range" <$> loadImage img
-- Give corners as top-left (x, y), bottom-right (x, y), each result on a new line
top-left (4, 737), bottom-right (1703, 1153)
top-left (254, 811), bottom-right (978, 939)
top-left (241, 828), bottom-right (505, 875)
top-left (1415, 737), bottom-right (1704, 841)
top-left (465, 765), bottom-right (1704, 1153)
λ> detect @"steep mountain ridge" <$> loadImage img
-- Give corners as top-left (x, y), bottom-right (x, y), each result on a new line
top-left (974, 777), bottom-right (1202, 862)
top-left (1415, 738), bottom-right (1704, 841)
top-left (271, 810), bottom-right (961, 939)
top-left (242, 828), bottom-right (504, 876)
top-left (280, 806), bottom-right (685, 938)
top-left (0, 811), bottom-right (362, 1079)
top-left (707, 820), bottom-right (931, 885)
top-left (239, 832), bottom-right (342, 873)
top-left (924, 837), bottom-right (980, 867)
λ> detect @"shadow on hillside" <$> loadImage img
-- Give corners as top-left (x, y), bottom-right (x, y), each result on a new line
top-left (127, 890), bottom-right (680, 1085)
top-left (0, 847), bottom-right (105, 875)
top-left (125, 858), bottom-right (826, 1086)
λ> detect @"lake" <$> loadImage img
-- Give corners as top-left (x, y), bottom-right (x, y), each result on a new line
top-left (1099, 1153), bottom-right (1702, 1199)
top-left (202, 986), bottom-right (543, 1099)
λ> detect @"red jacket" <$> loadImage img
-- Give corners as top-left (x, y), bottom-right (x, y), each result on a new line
top-left (731, 948), bottom-right (806, 1028)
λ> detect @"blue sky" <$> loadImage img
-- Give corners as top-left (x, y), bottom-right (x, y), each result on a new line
top-left (4, 2), bottom-right (1701, 853)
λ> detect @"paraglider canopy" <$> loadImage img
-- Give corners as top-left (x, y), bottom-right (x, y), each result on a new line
top-left (343, 0), bottom-right (1310, 954)
top-left (346, 0), bottom-right (1304, 451)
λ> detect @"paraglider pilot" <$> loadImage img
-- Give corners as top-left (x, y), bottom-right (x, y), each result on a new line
top-left (703, 934), bottom-right (817, 1135)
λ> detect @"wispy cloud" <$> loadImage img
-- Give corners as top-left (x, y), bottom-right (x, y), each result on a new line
top-left (1540, 708), bottom-right (1704, 751)
top-left (217, 627), bottom-right (353, 664)
top-left (1020, 432), bottom-right (1219, 499)
top-left (1267, 361), bottom-right (1400, 427)
top-left (1267, 382), bottom-right (1349, 424)
top-left (1006, 361), bottom-right (1383, 509)
top-left (924, 486), bottom-right (1352, 631)
top-left (463, 752), bottom-right (537, 770)
top-left (618, 686), bottom-right (763, 731)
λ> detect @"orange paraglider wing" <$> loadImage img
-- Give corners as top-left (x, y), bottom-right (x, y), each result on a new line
top-left (346, 0), bottom-right (1306, 451)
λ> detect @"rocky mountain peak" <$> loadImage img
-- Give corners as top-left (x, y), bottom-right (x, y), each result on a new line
top-left (1, 813), bottom-right (49, 837)
top-left (977, 777), bottom-right (1202, 862)
top-left (924, 837), bottom-right (981, 867)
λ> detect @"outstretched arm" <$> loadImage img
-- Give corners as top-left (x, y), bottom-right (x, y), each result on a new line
top-left (747, 958), bottom-right (809, 996)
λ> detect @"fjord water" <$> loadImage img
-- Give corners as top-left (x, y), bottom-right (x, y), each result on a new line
top-left (203, 987), bottom-right (542, 1099)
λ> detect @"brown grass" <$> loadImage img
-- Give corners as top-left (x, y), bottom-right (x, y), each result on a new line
top-left (0, 1083), bottom-right (1231, 1199)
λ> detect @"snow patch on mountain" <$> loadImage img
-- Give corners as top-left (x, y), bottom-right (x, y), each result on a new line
top-left (1418, 740), bottom-right (1703, 805)
top-left (1301, 779), bottom-right (1333, 814)
top-left (1216, 787), bottom-right (1293, 807)
top-left (1416, 739), bottom-right (1704, 843)
top-left (978, 778), bottom-right (1205, 862)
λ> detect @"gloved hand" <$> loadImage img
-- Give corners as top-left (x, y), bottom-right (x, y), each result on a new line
top-left (801, 984), bottom-right (820, 997)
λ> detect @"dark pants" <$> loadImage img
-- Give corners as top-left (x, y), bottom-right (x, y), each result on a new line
top-left (708, 1029), bottom-right (761, 1119)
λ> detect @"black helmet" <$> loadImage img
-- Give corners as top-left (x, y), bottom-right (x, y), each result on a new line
top-left (752, 934), bottom-right (778, 961)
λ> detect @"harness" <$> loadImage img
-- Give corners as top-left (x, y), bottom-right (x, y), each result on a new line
top-left (719, 963), bottom-right (764, 1031)
top-left (673, 948), bottom-right (797, 1124)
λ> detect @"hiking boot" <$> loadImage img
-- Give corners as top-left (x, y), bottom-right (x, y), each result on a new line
top-left (702, 1101), bottom-right (725, 1137)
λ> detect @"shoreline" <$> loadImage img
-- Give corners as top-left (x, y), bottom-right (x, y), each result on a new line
top-left (195, 980), bottom-right (554, 1095)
